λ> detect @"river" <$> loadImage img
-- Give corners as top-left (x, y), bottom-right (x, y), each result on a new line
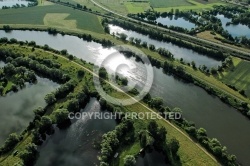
top-left (108, 24), bottom-right (221, 68)
top-left (1, 30), bottom-right (250, 165)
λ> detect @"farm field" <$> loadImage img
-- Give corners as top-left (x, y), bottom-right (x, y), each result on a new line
top-left (0, 4), bottom-right (104, 33)
top-left (149, 0), bottom-right (193, 8)
top-left (220, 58), bottom-right (250, 97)
top-left (154, 0), bottom-right (226, 12)
top-left (94, 0), bottom-right (226, 13)
top-left (124, 2), bottom-right (151, 13)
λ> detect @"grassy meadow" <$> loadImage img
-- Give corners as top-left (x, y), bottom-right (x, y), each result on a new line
top-left (0, 4), bottom-right (104, 33)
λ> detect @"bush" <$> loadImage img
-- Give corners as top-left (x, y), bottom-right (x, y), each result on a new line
top-left (124, 155), bottom-right (136, 166)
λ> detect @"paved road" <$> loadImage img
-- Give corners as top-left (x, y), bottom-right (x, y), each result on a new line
top-left (91, 0), bottom-right (250, 57)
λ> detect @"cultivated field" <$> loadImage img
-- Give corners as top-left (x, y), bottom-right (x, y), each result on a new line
top-left (0, 4), bottom-right (104, 33)
top-left (124, 2), bottom-right (151, 13)
top-left (149, 0), bottom-right (193, 8)
top-left (154, 0), bottom-right (226, 12)
top-left (221, 58), bottom-right (250, 97)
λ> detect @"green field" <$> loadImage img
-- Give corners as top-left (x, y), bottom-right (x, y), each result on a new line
top-left (124, 2), bottom-right (151, 13)
top-left (149, 0), bottom-right (193, 8)
top-left (154, 0), bottom-right (226, 12)
top-left (221, 58), bottom-right (250, 97)
top-left (0, 4), bottom-right (104, 33)
top-left (94, 0), bottom-right (225, 14)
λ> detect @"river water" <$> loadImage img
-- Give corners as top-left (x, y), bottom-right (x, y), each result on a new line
top-left (109, 24), bottom-right (221, 68)
top-left (0, 76), bottom-right (59, 144)
top-left (0, 30), bottom-right (250, 165)
top-left (35, 98), bottom-right (117, 166)
top-left (0, 0), bottom-right (30, 8)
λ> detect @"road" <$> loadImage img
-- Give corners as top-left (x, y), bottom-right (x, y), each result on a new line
top-left (91, 0), bottom-right (250, 57)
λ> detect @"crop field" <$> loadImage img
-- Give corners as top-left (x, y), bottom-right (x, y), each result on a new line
top-left (124, 2), bottom-right (151, 13)
top-left (94, 0), bottom-right (226, 14)
top-left (149, 0), bottom-right (193, 8)
top-left (221, 58), bottom-right (250, 97)
top-left (153, 0), bottom-right (226, 12)
top-left (0, 4), bottom-right (104, 33)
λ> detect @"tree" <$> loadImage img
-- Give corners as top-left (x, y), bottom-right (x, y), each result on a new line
top-left (33, 107), bottom-right (44, 117)
top-left (119, 33), bottom-right (128, 41)
top-left (141, 41), bottom-right (148, 48)
top-left (148, 120), bottom-right (158, 137)
top-left (129, 37), bottom-right (134, 43)
top-left (77, 69), bottom-right (85, 78)
top-left (44, 93), bottom-right (56, 105)
top-left (19, 143), bottom-right (38, 166)
top-left (0, 86), bottom-right (4, 95)
top-left (140, 131), bottom-right (147, 148)
top-left (239, 89), bottom-right (245, 96)
top-left (99, 67), bottom-right (108, 79)
top-left (61, 49), bottom-right (68, 55)
top-left (0, 133), bottom-right (19, 153)
top-left (210, 67), bottom-right (217, 75)
top-left (191, 61), bottom-right (196, 69)
top-left (157, 126), bottom-right (167, 144)
top-left (38, 116), bottom-right (52, 134)
top-left (134, 38), bottom-right (141, 45)
top-left (149, 97), bottom-right (163, 109)
top-left (169, 138), bottom-right (180, 155)
top-left (124, 155), bottom-right (136, 166)
top-left (4, 64), bottom-right (16, 75)
top-left (149, 44), bottom-right (155, 51)
top-left (67, 99), bottom-right (80, 112)
top-left (26, 71), bottom-right (37, 83)
top-left (54, 109), bottom-right (70, 127)
top-left (11, 84), bottom-right (18, 92)
top-left (3, 25), bottom-right (11, 32)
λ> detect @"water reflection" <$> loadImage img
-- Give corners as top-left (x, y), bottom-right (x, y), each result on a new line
top-left (0, 0), bottom-right (29, 8)
top-left (156, 15), bottom-right (196, 30)
top-left (216, 14), bottom-right (250, 38)
top-left (0, 76), bottom-right (59, 144)
top-left (136, 149), bottom-right (169, 166)
top-left (35, 98), bottom-right (116, 166)
top-left (108, 25), bottom-right (221, 68)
